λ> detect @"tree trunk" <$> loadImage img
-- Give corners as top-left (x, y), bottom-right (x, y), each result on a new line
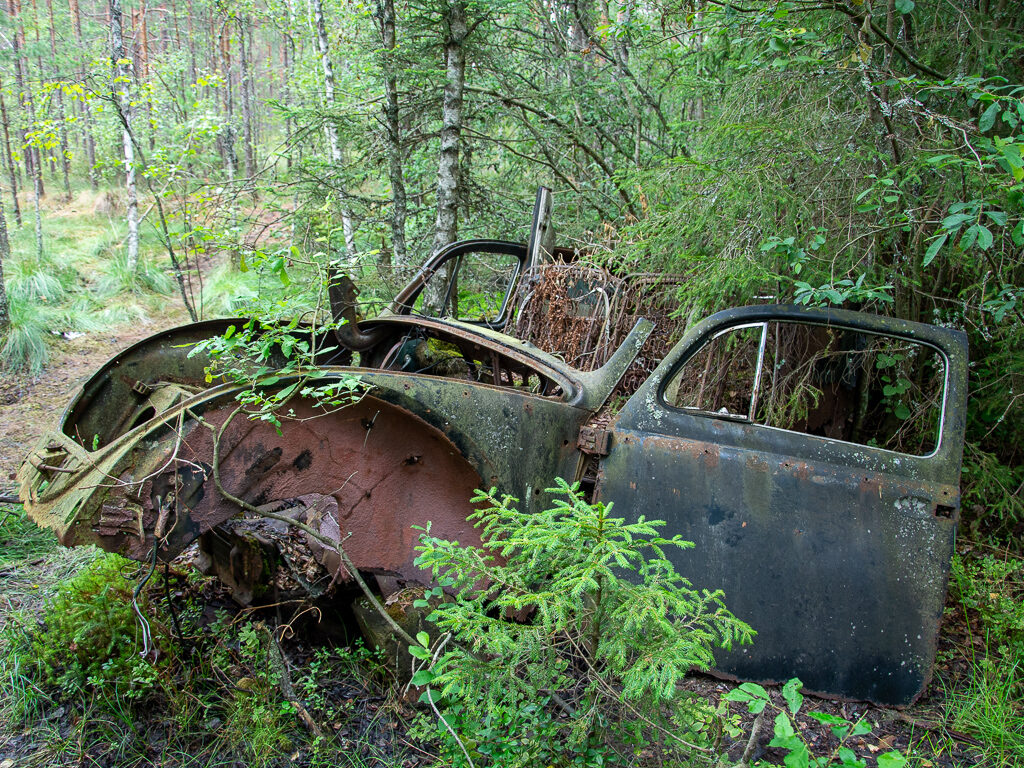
top-left (312, 0), bottom-right (356, 257)
top-left (282, 0), bottom-right (295, 171)
top-left (377, 0), bottom-right (407, 266)
top-left (0, 195), bottom-right (9, 332)
top-left (46, 0), bottom-right (72, 200)
top-left (0, 88), bottom-right (22, 226)
top-left (68, 0), bottom-right (98, 189)
top-left (110, 0), bottom-right (140, 271)
top-left (238, 15), bottom-right (256, 179)
top-left (424, 0), bottom-right (467, 315)
top-left (220, 24), bottom-right (237, 176)
top-left (9, 0), bottom-right (44, 202)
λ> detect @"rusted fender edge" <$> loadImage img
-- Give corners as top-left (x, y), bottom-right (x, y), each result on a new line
top-left (18, 372), bottom-right (584, 568)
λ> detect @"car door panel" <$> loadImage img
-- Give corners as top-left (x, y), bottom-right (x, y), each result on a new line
top-left (596, 306), bottom-right (967, 705)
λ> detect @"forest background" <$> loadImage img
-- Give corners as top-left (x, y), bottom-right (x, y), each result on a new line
top-left (0, 0), bottom-right (1022, 766)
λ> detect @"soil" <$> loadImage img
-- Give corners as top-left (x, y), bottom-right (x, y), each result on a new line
top-left (0, 303), bottom-right (191, 492)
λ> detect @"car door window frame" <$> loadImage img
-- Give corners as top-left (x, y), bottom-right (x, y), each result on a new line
top-left (659, 316), bottom-right (952, 459)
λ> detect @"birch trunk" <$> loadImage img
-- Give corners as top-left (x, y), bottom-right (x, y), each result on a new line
top-left (45, 0), bottom-right (72, 200)
top-left (377, 0), bottom-right (407, 266)
top-left (9, 0), bottom-right (44, 204)
top-left (312, 0), bottom-right (355, 257)
top-left (238, 15), bottom-right (256, 179)
top-left (282, 0), bottom-right (295, 171)
top-left (423, 0), bottom-right (467, 315)
top-left (220, 26), bottom-right (237, 176)
top-left (431, 0), bottom-right (466, 257)
top-left (110, 0), bottom-right (140, 271)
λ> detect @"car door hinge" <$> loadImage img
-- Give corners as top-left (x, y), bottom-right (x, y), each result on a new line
top-left (577, 426), bottom-right (612, 456)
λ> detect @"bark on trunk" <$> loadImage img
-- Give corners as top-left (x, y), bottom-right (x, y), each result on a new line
top-left (312, 0), bottom-right (356, 258)
top-left (46, 0), bottom-right (72, 200)
top-left (110, 0), bottom-right (140, 271)
top-left (0, 88), bottom-right (22, 226)
top-left (220, 25), bottom-right (237, 176)
top-left (238, 15), bottom-right (256, 179)
top-left (0, 196), bottom-right (9, 331)
top-left (377, 0), bottom-right (407, 266)
top-left (282, 0), bottom-right (295, 172)
top-left (9, 0), bottom-right (44, 203)
top-left (432, 0), bottom-right (467, 257)
top-left (424, 0), bottom-right (467, 315)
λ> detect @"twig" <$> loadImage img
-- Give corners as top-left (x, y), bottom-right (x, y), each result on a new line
top-left (740, 709), bottom-right (766, 766)
top-left (265, 625), bottom-right (326, 740)
top-left (425, 687), bottom-right (475, 768)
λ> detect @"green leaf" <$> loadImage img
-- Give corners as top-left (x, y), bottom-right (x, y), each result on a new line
top-left (976, 224), bottom-right (994, 250)
top-left (782, 678), bottom-right (804, 715)
top-left (416, 631), bottom-right (430, 647)
top-left (979, 101), bottom-right (1001, 132)
top-left (408, 646), bottom-right (432, 660)
top-left (877, 752), bottom-right (907, 768)
top-left (894, 403), bottom-right (911, 420)
top-left (410, 670), bottom-right (436, 686)
top-left (894, 0), bottom-right (914, 12)
top-left (985, 210), bottom-right (1009, 226)
top-left (923, 234), bottom-right (946, 267)
top-left (808, 711), bottom-right (847, 725)
top-left (773, 711), bottom-right (797, 738)
top-left (850, 720), bottom-right (872, 736)
top-left (738, 682), bottom-right (770, 698)
top-left (274, 382), bottom-right (299, 402)
top-left (941, 213), bottom-right (973, 231)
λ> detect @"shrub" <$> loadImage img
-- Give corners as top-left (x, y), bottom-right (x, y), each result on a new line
top-left (412, 478), bottom-right (754, 767)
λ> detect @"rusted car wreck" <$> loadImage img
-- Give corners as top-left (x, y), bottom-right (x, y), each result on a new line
top-left (19, 192), bottom-right (967, 706)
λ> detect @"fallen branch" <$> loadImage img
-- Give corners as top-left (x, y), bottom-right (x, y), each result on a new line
top-left (265, 624), bottom-right (326, 740)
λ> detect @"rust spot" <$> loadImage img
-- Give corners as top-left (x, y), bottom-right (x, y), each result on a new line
top-left (702, 444), bottom-right (720, 469)
top-left (292, 450), bottom-right (313, 470)
top-left (246, 447), bottom-right (282, 476)
top-left (859, 473), bottom-right (881, 496)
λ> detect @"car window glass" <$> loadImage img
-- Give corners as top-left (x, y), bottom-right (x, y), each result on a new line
top-left (664, 321), bottom-right (946, 455)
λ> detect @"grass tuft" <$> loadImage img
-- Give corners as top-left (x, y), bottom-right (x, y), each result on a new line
top-left (1, 294), bottom-right (53, 372)
top-left (948, 659), bottom-right (1024, 767)
top-left (94, 249), bottom-right (175, 297)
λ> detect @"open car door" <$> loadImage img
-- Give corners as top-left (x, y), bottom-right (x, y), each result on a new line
top-left (595, 305), bottom-right (968, 705)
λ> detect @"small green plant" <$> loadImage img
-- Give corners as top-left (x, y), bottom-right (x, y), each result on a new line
top-left (220, 623), bottom-right (298, 762)
top-left (951, 552), bottom-right (1024, 662)
top-left (189, 313), bottom-right (365, 429)
top-left (25, 553), bottom-right (165, 705)
top-left (411, 478), bottom-right (754, 767)
top-left (724, 679), bottom-right (909, 768)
